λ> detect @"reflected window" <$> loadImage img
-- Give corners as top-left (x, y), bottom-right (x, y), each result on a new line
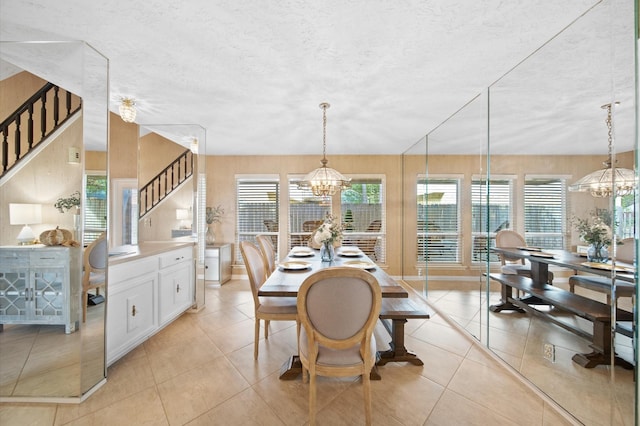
top-left (524, 177), bottom-right (566, 249)
top-left (288, 179), bottom-right (331, 251)
top-left (471, 177), bottom-right (513, 262)
top-left (236, 177), bottom-right (279, 263)
top-left (341, 177), bottom-right (385, 263)
top-left (417, 177), bottom-right (460, 263)
top-left (83, 173), bottom-right (107, 246)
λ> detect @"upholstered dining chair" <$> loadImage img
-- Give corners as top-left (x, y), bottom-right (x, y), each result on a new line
top-left (82, 232), bottom-right (107, 322)
top-left (239, 241), bottom-right (297, 359)
top-left (495, 229), bottom-right (554, 284)
top-left (297, 267), bottom-right (382, 426)
top-left (256, 234), bottom-right (277, 275)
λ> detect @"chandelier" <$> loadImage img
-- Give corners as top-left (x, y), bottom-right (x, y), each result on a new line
top-left (568, 103), bottom-right (636, 197)
top-left (298, 103), bottom-right (351, 197)
top-left (119, 97), bottom-right (137, 123)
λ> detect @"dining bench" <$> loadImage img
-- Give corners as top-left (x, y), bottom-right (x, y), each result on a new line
top-left (488, 272), bottom-right (634, 369)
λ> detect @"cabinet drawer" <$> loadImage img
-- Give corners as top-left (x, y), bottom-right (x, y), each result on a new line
top-left (158, 246), bottom-right (192, 269)
top-left (30, 249), bottom-right (68, 266)
top-left (0, 251), bottom-right (29, 267)
top-left (109, 256), bottom-right (157, 284)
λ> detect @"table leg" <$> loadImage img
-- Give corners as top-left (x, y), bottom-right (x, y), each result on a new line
top-left (489, 284), bottom-right (526, 313)
top-left (571, 320), bottom-right (635, 369)
top-left (279, 355), bottom-right (302, 380)
top-left (376, 318), bottom-right (424, 366)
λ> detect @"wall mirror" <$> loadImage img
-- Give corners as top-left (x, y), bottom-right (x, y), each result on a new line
top-left (136, 124), bottom-right (207, 308)
top-left (0, 41), bottom-right (108, 400)
top-left (404, 0), bottom-right (638, 423)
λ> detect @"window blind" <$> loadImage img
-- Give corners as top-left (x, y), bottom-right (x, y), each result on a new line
top-left (236, 178), bottom-right (279, 263)
top-left (417, 177), bottom-right (459, 263)
top-left (83, 173), bottom-right (107, 246)
top-left (524, 177), bottom-right (566, 249)
top-left (471, 178), bottom-right (512, 262)
top-left (341, 177), bottom-right (386, 263)
top-left (288, 179), bottom-right (331, 250)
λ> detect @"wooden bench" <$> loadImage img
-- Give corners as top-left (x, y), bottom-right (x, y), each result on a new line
top-left (488, 273), bottom-right (634, 369)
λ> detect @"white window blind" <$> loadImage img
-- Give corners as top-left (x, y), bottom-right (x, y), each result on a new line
top-left (236, 178), bottom-right (279, 263)
top-left (340, 177), bottom-right (385, 263)
top-left (471, 177), bottom-right (512, 262)
top-left (83, 173), bottom-right (107, 246)
top-left (288, 179), bottom-right (331, 250)
top-left (417, 177), bottom-right (459, 263)
top-left (524, 177), bottom-right (566, 249)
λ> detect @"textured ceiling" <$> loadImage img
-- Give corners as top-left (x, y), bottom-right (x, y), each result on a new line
top-left (0, 0), bottom-right (635, 155)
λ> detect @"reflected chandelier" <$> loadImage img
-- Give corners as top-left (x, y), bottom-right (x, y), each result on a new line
top-left (298, 103), bottom-right (351, 196)
top-left (568, 102), bottom-right (636, 198)
top-left (119, 97), bottom-right (137, 123)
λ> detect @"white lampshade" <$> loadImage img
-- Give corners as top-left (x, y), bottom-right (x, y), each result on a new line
top-left (176, 209), bottom-right (190, 220)
top-left (9, 203), bottom-right (42, 245)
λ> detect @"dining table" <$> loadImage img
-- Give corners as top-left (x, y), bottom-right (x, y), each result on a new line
top-left (258, 246), bottom-right (431, 380)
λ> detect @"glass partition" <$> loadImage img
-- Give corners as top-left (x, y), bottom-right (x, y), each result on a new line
top-left (0, 41), bottom-right (108, 399)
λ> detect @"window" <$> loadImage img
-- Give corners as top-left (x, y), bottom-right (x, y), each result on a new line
top-left (524, 177), bottom-right (566, 249)
top-left (83, 173), bottom-right (107, 246)
top-left (288, 178), bottom-right (331, 250)
top-left (471, 177), bottom-right (513, 262)
top-left (341, 177), bottom-right (385, 262)
top-left (236, 177), bottom-right (279, 263)
top-left (417, 177), bottom-right (459, 263)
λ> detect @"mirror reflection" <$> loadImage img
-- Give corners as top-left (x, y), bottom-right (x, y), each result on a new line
top-left (0, 41), bottom-right (108, 399)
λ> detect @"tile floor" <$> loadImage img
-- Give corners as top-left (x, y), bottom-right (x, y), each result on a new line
top-left (0, 278), bottom-right (581, 425)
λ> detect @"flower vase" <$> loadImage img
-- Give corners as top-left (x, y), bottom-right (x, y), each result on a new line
top-left (320, 241), bottom-right (335, 262)
top-left (587, 243), bottom-right (608, 263)
top-left (206, 226), bottom-right (216, 245)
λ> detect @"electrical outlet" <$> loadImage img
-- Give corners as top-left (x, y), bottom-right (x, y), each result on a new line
top-left (543, 343), bottom-right (555, 362)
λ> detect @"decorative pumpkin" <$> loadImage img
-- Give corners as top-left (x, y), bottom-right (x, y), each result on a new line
top-left (40, 227), bottom-right (74, 246)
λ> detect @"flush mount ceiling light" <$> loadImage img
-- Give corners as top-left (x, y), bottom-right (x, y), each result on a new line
top-left (298, 103), bottom-right (351, 197)
top-left (569, 102), bottom-right (636, 198)
top-left (119, 97), bottom-right (137, 123)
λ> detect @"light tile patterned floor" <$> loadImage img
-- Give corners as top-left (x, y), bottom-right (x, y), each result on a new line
top-left (0, 279), bottom-right (578, 425)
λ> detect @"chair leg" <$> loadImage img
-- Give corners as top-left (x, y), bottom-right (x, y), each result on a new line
top-left (309, 372), bottom-right (317, 426)
top-left (264, 319), bottom-right (270, 339)
top-left (82, 290), bottom-right (87, 323)
top-left (362, 372), bottom-right (372, 426)
top-left (254, 318), bottom-right (260, 360)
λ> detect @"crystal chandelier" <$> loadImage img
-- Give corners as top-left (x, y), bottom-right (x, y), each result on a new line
top-left (119, 97), bottom-right (137, 123)
top-left (568, 103), bottom-right (636, 197)
top-left (298, 103), bottom-right (351, 197)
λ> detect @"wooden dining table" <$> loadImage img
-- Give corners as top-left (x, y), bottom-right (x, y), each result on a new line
top-left (259, 246), bottom-right (432, 380)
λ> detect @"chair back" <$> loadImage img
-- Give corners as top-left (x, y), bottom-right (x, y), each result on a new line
top-left (240, 241), bottom-right (268, 307)
top-left (366, 219), bottom-right (382, 233)
top-left (616, 237), bottom-right (635, 264)
top-left (256, 234), bottom-right (276, 274)
top-left (85, 233), bottom-right (107, 273)
top-left (496, 230), bottom-right (526, 264)
top-left (298, 267), bottom-right (381, 352)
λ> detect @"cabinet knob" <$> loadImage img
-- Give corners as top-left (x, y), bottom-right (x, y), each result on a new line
top-left (176, 284), bottom-right (181, 293)
top-left (131, 305), bottom-right (137, 317)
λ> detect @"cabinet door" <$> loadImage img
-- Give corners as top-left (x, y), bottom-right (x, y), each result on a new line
top-left (0, 270), bottom-right (28, 319)
top-left (31, 267), bottom-right (65, 321)
top-left (158, 262), bottom-right (193, 325)
top-left (107, 273), bottom-right (156, 365)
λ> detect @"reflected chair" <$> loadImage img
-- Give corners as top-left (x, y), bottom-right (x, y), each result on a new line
top-left (82, 232), bottom-right (107, 322)
top-left (263, 219), bottom-right (279, 247)
top-left (569, 237), bottom-right (635, 303)
top-left (348, 219), bottom-right (381, 260)
top-left (297, 267), bottom-right (382, 426)
top-left (256, 234), bottom-right (277, 275)
top-left (240, 241), bottom-right (297, 359)
top-left (495, 230), bottom-right (554, 284)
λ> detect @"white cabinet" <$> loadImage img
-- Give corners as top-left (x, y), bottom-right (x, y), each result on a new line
top-left (0, 246), bottom-right (80, 334)
top-left (158, 247), bottom-right (193, 325)
top-left (107, 244), bottom-right (194, 365)
top-left (204, 243), bottom-right (232, 284)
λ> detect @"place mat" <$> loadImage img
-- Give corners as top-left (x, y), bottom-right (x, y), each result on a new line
top-left (581, 262), bottom-right (633, 273)
top-left (530, 252), bottom-right (555, 258)
top-left (278, 261), bottom-right (312, 271)
top-left (518, 246), bottom-right (542, 252)
top-left (343, 260), bottom-right (376, 270)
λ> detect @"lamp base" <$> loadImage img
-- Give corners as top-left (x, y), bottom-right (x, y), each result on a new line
top-left (16, 225), bottom-right (36, 245)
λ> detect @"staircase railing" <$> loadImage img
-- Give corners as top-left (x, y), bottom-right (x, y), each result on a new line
top-left (139, 149), bottom-right (194, 218)
top-left (1, 82), bottom-right (82, 177)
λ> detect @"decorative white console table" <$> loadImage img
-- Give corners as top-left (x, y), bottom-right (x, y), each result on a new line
top-left (0, 245), bottom-right (81, 334)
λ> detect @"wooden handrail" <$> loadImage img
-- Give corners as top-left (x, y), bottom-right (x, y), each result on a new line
top-left (1, 82), bottom-right (81, 177)
top-left (139, 149), bottom-right (193, 218)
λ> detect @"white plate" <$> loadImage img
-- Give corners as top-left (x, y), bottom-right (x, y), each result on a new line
top-left (278, 261), bottom-right (312, 270)
top-left (339, 250), bottom-right (362, 257)
top-left (290, 248), bottom-right (315, 257)
top-left (343, 260), bottom-right (376, 270)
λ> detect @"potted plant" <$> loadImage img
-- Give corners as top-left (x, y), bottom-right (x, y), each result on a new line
top-left (205, 205), bottom-right (224, 244)
top-left (54, 191), bottom-right (81, 213)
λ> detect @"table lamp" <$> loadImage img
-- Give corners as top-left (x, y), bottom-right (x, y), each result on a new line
top-left (9, 203), bottom-right (42, 245)
top-left (176, 208), bottom-right (190, 229)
